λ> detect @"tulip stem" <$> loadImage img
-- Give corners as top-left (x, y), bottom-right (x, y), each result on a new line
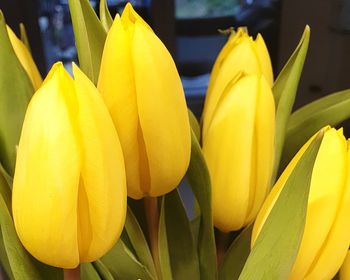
top-left (215, 230), bottom-right (231, 268)
top-left (64, 266), bottom-right (80, 280)
top-left (144, 197), bottom-right (162, 280)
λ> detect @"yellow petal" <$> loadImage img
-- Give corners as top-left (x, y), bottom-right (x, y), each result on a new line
top-left (12, 63), bottom-right (80, 268)
top-left (340, 251), bottom-right (350, 280)
top-left (121, 2), bottom-right (152, 31)
top-left (73, 64), bottom-right (127, 262)
top-left (203, 75), bottom-right (259, 231)
top-left (254, 34), bottom-right (273, 87)
top-left (303, 138), bottom-right (350, 279)
top-left (202, 35), bottom-right (261, 138)
top-left (98, 15), bottom-right (142, 199)
top-left (245, 75), bottom-right (275, 223)
top-left (132, 21), bottom-right (191, 197)
top-left (6, 26), bottom-right (42, 90)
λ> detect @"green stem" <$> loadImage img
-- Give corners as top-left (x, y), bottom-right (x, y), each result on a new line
top-left (215, 230), bottom-right (231, 268)
top-left (144, 197), bottom-right (162, 280)
top-left (64, 266), bottom-right (80, 280)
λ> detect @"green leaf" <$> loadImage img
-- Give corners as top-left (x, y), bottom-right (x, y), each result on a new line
top-left (0, 230), bottom-right (14, 279)
top-left (124, 207), bottom-right (157, 278)
top-left (0, 11), bottom-right (34, 176)
top-left (282, 89), bottom-right (350, 169)
top-left (238, 130), bottom-right (324, 280)
top-left (219, 225), bottom-right (252, 280)
top-left (101, 239), bottom-right (155, 280)
top-left (158, 196), bottom-right (173, 280)
top-left (186, 130), bottom-right (217, 280)
top-left (81, 263), bottom-right (102, 280)
top-left (68, 0), bottom-right (106, 84)
top-left (188, 109), bottom-right (200, 142)
top-left (19, 23), bottom-right (31, 52)
top-left (99, 0), bottom-right (113, 32)
top-left (272, 26), bottom-right (310, 181)
top-left (162, 190), bottom-right (200, 280)
top-left (93, 260), bottom-right (115, 280)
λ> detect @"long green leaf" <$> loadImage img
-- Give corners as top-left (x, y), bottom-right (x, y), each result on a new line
top-left (81, 263), bottom-right (102, 280)
top-left (272, 26), bottom-right (310, 180)
top-left (101, 239), bottom-right (155, 280)
top-left (219, 225), bottom-right (252, 280)
top-left (158, 197), bottom-right (173, 280)
top-left (163, 190), bottom-right (200, 280)
top-left (238, 130), bottom-right (324, 280)
top-left (188, 109), bottom-right (200, 142)
top-left (99, 0), bottom-right (113, 32)
top-left (93, 260), bottom-right (115, 280)
top-left (19, 23), bottom-right (31, 52)
top-left (0, 11), bottom-right (34, 176)
top-left (186, 130), bottom-right (217, 280)
top-left (282, 89), bottom-right (350, 169)
top-left (124, 207), bottom-right (157, 278)
top-left (68, 0), bottom-right (106, 84)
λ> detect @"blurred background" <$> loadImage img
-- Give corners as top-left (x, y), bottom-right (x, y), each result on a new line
top-left (0, 0), bottom-right (350, 117)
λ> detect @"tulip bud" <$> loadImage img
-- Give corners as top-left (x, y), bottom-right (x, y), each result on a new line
top-left (202, 73), bottom-right (275, 232)
top-left (12, 63), bottom-right (127, 268)
top-left (98, 3), bottom-right (191, 199)
top-left (340, 250), bottom-right (350, 279)
top-left (252, 127), bottom-right (350, 279)
top-left (202, 28), bottom-right (273, 138)
top-left (6, 26), bottom-right (42, 90)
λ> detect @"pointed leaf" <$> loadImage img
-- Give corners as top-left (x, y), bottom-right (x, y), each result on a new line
top-left (272, 26), bottom-right (310, 180)
top-left (99, 0), bottom-right (113, 32)
top-left (101, 239), bottom-right (155, 280)
top-left (68, 0), bottom-right (106, 84)
top-left (158, 197), bottom-right (173, 280)
top-left (162, 189), bottom-right (200, 280)
top-left (124, 207), bottom-right (157, 278)
top-left (0, 12), bottom-right (34, 176)
top-left (93, 260), bottom-right (115, 280)
top-left (238, 130), bottom-right (323, 280)
top-left (219, 225), bottom-right (252, 280)
top-left (186, 130), bottom-right (217, 280)
top-left (282, 89), bottom-right (350, 169)
top-left (81, 263), bottom-right (102, 280)
top-left (188, 109), bottom-right (200, 142)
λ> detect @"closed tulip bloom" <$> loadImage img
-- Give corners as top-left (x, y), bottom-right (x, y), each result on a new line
top-left (202, 73), bottom-right (275, 232)
top-left (202, 28), bottom-right (273, 138)
top-left (7, 26), bottom-right (42, 90)
top-left (340, 251), bottom-right (350, 279)
top-left (98, 3), bottom-right (191, 199)
top-left (12, 63), bottom-right (127, 268)
top-left (252, 127), bottom-right (350, 280)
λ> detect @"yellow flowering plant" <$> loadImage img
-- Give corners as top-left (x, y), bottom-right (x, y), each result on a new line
top-left (1, 1), bottom-right (350, 280)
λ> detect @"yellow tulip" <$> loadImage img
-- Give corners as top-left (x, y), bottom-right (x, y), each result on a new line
top-left (98, 3), bottom-right (191, 199)
top-left (252, 127), bottom-right (350, 280)
top-left (340, 250), bottom-right (350, 279)
top-left (202, 28), bottom-right (273, 138)
top-left (6, 25), bottom-right (42, 90)
top-left (12, 62), bottom-right (127, 268)
top-left (202, 73), bottom-right (275, 232)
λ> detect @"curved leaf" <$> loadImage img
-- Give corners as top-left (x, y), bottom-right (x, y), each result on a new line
top-left (186, 130), bottom-right (217, 280)
top-left (188, 109), bottom-right (200, 142)
top-left (238, 130), bottom-right (323, 280)
top-left (282, 89), bottom-right (350, 169)
top-left (19, 23), bottom-right (31, 52)
top-left (272, 26), bottom-right (310, 181)
top-left (99, 0), bottom-right (113, 32)
top-left (219, 225), bottom-right (252, 280)
top-left (81, 263), bottom-right (101, 280)
top-left (93, 260), bottom-right (114, 280)
top-left (68, 0), bottom-right (106, 84)
top-left (162, 190), bottom-right (200, 280)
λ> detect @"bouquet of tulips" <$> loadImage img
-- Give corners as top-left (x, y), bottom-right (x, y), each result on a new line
top-left (1, 1), bottom-right (350, 279)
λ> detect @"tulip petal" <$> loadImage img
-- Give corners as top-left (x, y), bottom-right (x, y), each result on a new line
top-left (132, 21), bottom-right (191, 197)
top-left (202, 36), bottom-right (261, 138)
top-left (98, 15), bottom-right (143, 199)
top-left (12, 63), bottom-right (80, 268)
top-left (121, 3), bottom-right (152, 31)
top-left (203, 75), bottom-right (259, 231)
top-left (254, 34), bottom-right (274, 86)
top-left (73, 64), bottom-right (127, 262)
top-left (245, 76), bottom-right (275, 223)
top-left (6, 26), bottom-right (42, 90)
